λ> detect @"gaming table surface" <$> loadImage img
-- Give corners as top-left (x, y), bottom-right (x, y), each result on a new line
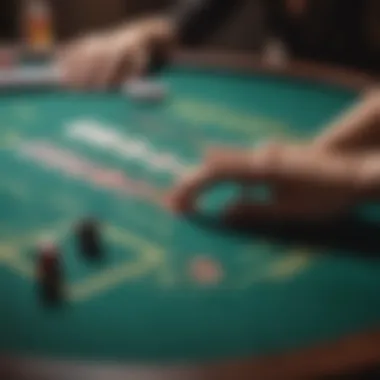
top-left (0, 51), bottom-right (378, 380)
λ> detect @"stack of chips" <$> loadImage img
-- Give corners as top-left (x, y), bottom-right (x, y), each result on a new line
top-left (76, 218), bottom-right (103, 259)
top-left (37, 240), bottom-right (63, 305)
top-left (35, 218), bottom-right (104, 306)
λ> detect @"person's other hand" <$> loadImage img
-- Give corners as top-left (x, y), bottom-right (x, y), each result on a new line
top-left (170, 143), bottom-right (363, 221)
top-left (58, 17), bottom-right (175, 90)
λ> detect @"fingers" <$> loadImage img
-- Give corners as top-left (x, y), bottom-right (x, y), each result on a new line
top-left (170, 166), bottom-right (220, 213)
top-left (170, 142), bottom-right (359, 219)
top-left (94, 37), bottom-right (149, 89)
top-left (59, 35), bottom-right (106, 89)
top-left (170, 145), bottom-right (282, 213)
top-left (58, 32), bottom-right (148, 90)
top-left (92, 45), bottom-right (127, 89)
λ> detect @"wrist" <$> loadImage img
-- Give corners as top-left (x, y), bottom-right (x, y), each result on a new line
top-left (313, 89), bottom-right (380, 153)
top-left (355, 155), bottom-right (380, 200)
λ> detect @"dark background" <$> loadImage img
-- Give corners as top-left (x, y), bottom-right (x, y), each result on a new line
top-left (0, 0), bottom-right (171, 41)
top-left (0, 1), bottom-right (379, 73)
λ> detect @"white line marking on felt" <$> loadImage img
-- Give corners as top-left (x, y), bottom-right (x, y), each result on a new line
top-left (0, 131), bottom-right (23, 150)
top-left (68, 225), bottom-right (166, 302)
top-left (265, 251), bottom-right (311, 280)
top-left (0, 244), bottom-right (34, 279)
top-left (17, 140), bottom-right (165, 204)
top-left (66, 119), bottom-right (189, 175)
top-left (237, 247), bottom-right (312, 288)
top-left (5, 257), bottom-right (34, 279)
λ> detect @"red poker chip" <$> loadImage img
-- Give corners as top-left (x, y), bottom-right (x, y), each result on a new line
top-left (39, 242), bottom-right (57, 257)
top-left (37, 240), bottom-right (59, 270)
top-left (189, 256), bottom-right (223, 285)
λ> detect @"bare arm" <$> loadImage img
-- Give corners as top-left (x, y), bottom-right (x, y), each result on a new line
top-left (356, 150), bottom-right (380, 200)
top-left (313, 89), bottom-right (380, 152)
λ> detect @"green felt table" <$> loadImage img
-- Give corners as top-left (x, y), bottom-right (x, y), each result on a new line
top-left (0, 51), bottom-right (379, 380)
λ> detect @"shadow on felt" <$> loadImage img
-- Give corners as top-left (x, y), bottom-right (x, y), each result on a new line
top-left (189, 212), bottom-right (380, 260)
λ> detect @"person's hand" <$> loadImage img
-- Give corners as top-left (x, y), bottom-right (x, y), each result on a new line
top-left (58, 17), bottom-right (175, 90)
top-left (170, 143), bottom-right (364, 221)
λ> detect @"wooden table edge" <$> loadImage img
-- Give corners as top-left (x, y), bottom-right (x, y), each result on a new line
top-left (2, 330), bottom-right (380, 380)
top-left (174, 49), bottom-right (378, 92)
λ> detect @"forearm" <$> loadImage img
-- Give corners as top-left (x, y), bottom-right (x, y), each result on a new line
top-left (313, 89), bottom-right (380, 152)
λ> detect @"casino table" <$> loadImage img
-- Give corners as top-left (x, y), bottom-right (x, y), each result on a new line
top-left (0, 50), bottom-right (379, 380)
